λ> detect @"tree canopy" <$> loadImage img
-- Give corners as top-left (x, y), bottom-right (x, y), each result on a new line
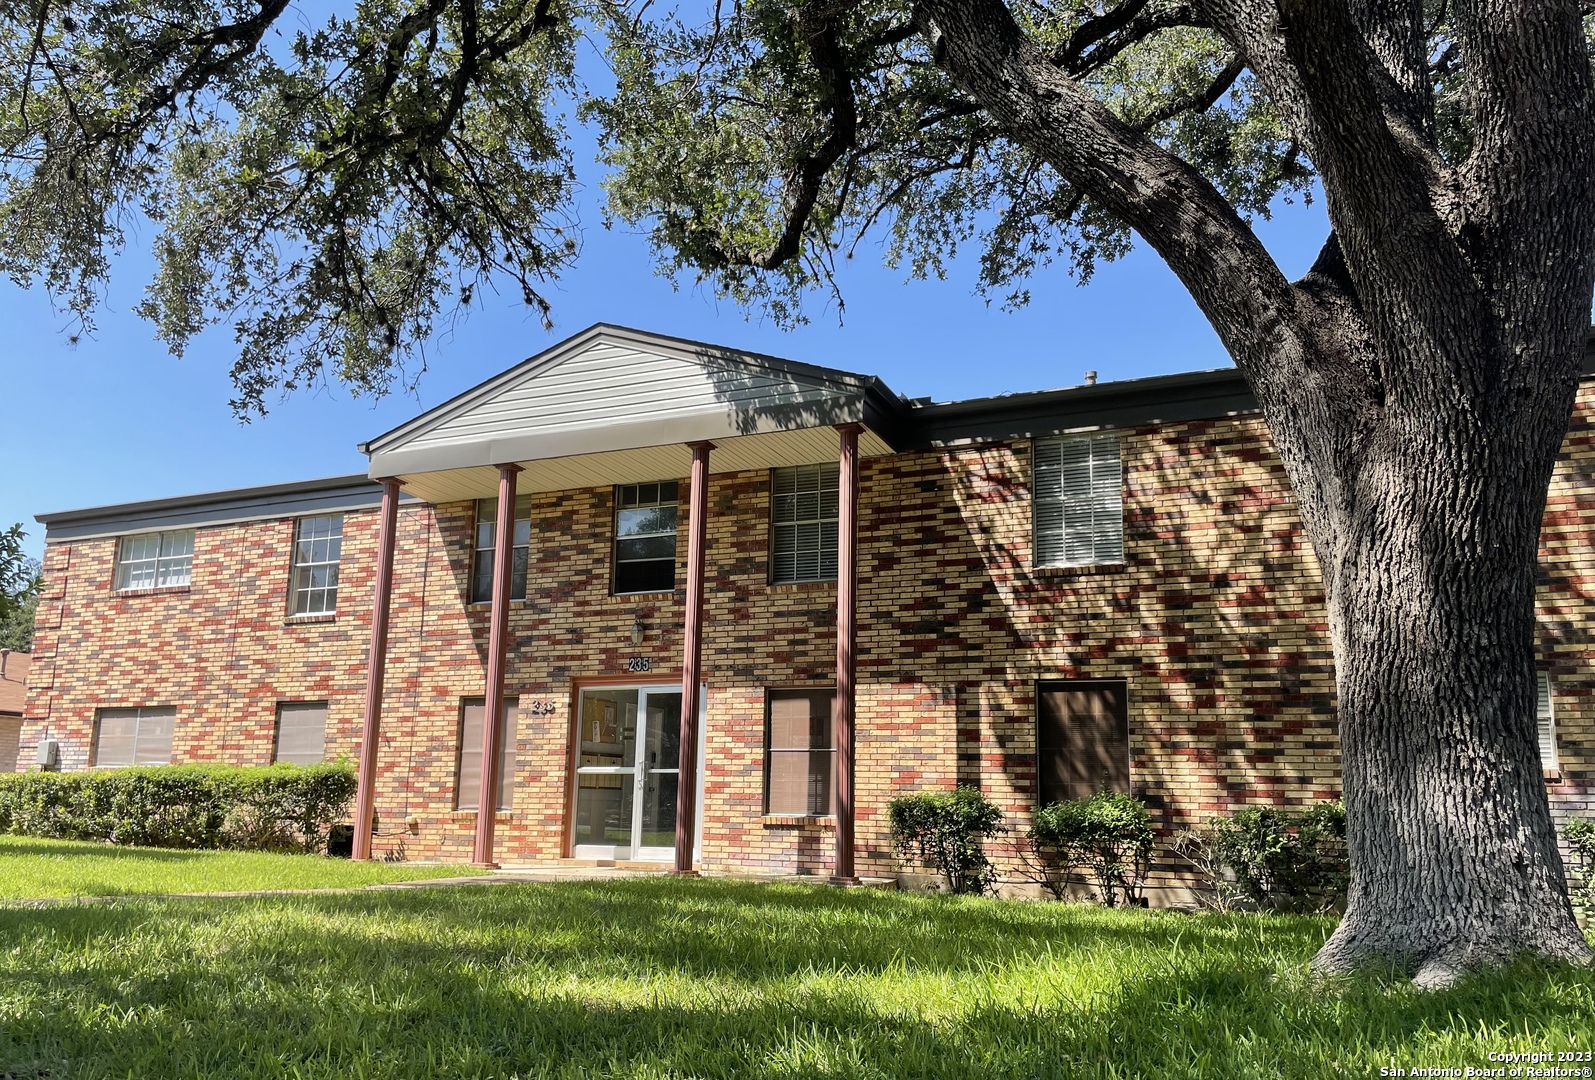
top-left (6, 0), bottom-right (1595, 981)
top-left (0, 523), bottom-right (39, 652)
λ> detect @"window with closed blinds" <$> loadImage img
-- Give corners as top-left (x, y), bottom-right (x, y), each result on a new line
top-left (93, 707), bottom-right (176, 767)
top-left (771, 464), bottom-right (839, 583)
top-left (1033, 435), bottom-right (1123, 567)
top-left (1036, 680), bottom-right (1130, 806)
top-left (1537, 673), bottom-right (1558, 771)
top-left (274, 702), bottom-right (328, 765)
top-left (765, 689), bottom-right (835, 815)
top-left (456, 698), bottom-right (518, 811)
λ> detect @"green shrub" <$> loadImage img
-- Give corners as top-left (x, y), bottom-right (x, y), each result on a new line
top-left (887, 787), bottom-right (1005, 895)
top-left (1173, 801), bottom-right (1347, 913)
top-left (1029, 793), bottom-right (1153, 906)
top-left (1565, 817), bottom-right (1595, 922)
top-left (0, 763), bottom-right (357, 853)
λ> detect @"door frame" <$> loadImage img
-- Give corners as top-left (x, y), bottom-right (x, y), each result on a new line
top-left (566, 678), bottom-right (706, 863)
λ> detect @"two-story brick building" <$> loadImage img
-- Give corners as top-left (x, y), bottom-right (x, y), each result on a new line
top-left (16, 325), bottom-right (1593, 892)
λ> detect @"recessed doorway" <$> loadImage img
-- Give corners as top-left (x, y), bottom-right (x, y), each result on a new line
top-left (571, 684), bottom-right (705, 862)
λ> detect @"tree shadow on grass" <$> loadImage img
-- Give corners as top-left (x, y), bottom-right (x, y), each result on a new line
top-left (0, 880), bottom-right (1588, 1079)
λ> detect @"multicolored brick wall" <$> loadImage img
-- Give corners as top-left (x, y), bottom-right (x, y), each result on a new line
top-left (17, 389), bottom-right (1595, 888)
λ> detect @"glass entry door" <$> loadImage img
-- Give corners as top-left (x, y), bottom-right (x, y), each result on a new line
top-left (572, 685), bottom-right (698, 861)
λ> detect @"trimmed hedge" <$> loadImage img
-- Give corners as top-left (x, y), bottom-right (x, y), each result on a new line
top-left (0, 763), bottom-right (358, 853)
top-left (1029, 793), bottom-right (1154, 906)
top-left (888, 786), bottom-right (1006, 895)
top-left (1172, 801), bottom-right (1348, 913)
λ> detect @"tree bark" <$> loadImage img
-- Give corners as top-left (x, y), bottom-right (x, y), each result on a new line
top-left (913, 0), bottom-right (1595, 981)
top-left (1305, 329), bottom-right (1592, 985)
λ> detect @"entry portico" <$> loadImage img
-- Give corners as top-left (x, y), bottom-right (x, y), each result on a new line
top-left (351, 324), bottom-right (906, 875)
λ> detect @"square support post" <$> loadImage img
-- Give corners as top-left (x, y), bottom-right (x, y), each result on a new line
top-left (353, 477), bottom-right (402, 861)
top-left (676, 441), bottom-right (713, 875)
top-left (833, 424), bottom-right (861, 885)
top-left (472, 463), bottom-right (522, 868)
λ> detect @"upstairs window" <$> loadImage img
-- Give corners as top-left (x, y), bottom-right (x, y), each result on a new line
top-left (115, 530), bottom-right (194, 590)
top-left (614, 481), bottom-right (678, 594)
top-left (290, 515), bottom-right (343, 615)
top-left (1538, 673), bottom-right (1558, 772)
top-left (274, 702), bottom-right (328, 765)
top-left (1033, 435), bottom-right (1123, 568)
top-left (470, 495), bottom-right (532, 604)
top-left (771, 463), bottom-right (839, 584)
top-left (94, 706), bottom-right (176, 767)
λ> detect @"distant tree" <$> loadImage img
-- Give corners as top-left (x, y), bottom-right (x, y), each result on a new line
top-left (0, 524), bottom-right (40, 652)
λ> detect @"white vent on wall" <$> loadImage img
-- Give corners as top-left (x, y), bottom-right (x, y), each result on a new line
top-left (1537, 672), bottom-right (1558, 772)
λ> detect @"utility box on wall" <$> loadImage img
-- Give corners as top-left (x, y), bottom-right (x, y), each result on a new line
top-left (36, 739), bottom-right (58, 770)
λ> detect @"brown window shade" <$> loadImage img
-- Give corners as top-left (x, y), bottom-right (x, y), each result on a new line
top-left (93, 707), bottom-right (176, 767)
top-left (1036, 680), bottom-right (1129, 806)
top-left (765, 690), bottom-right (835, 815)
top-left (457, 698), bottom-right (518, 811)
top-left (274, 702), bottom-right (328, 765)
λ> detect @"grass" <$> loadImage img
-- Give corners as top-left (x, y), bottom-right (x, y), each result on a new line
top-left (0, 835), bottom-right (464, 899)
top-left (0, 878), bottom-right (1591, 1079)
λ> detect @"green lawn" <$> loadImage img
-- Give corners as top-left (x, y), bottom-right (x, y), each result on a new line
top-left (0, 878), bottom-right (1591, 1079)
top-left (0, 835), bottom-right (464, 899)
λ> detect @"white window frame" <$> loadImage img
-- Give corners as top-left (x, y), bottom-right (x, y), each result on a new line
top-left (470, 495), bottom-right (532, 604)
top-left (1537, 672), bottom-right (1558, 773)
top-left (114, 530), bottom-right (194, 590)
top-left (290, 514), bottom-right (343, 616)
top-left (274, 701), bottom-right (329, 766)
top-left (771, 463), bottom-right (840, 584)
top-left (614, 481), bottom-right (679, 595)
top-left (1033, 434), bottom-right (1124, 568)
top-left (93, 706), bottom-right (176, 767)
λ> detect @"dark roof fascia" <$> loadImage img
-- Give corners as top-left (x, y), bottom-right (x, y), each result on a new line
top-left (908, 333), bottom-right (1595, 448)
top-left (36, 474), bottom-right (420, 543)
top-left (907, 366), bottom-right (1255, 448)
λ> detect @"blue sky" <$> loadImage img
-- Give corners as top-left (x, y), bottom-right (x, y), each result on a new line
top-left (0, 79), bottom-right (1331, 562)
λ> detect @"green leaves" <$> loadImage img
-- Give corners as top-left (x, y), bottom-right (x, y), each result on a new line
top-left (887, 786), bottom-right (1006, 895)
top-left (1, 0), bottom-right (579, 417)
top-left (1029, 792), bottom-right (1154, 907)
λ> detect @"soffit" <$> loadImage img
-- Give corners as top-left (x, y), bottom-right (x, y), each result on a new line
top-left (398, 425), bottom-right (895, 504)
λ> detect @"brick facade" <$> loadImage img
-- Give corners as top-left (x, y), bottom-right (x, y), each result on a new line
top-left (18, 374), bottom-right (1595, 891)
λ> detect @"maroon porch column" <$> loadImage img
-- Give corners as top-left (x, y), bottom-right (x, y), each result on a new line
top-left (833, 423), bottom-right (861, 884)
top-left (472, 463), bottom-right (522, 868)
top-left (676, 441), bottom-right (713, 874)
top-left (353, 477), bottom-right (403, 861)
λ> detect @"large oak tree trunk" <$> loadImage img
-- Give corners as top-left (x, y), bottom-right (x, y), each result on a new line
top-left (913, 0), bottom-right (1595, 980)
top-left (1291, 331), bottom-right (1592, 984)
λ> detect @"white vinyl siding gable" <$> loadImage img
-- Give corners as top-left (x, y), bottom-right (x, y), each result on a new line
top-left (1033, 435), bottom-right (1124, 568)
top-left (1537, 673), bottom-right (1558, 772)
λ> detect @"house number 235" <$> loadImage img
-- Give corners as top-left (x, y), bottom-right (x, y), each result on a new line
top-left (625, 656), bottom-right (652, 673)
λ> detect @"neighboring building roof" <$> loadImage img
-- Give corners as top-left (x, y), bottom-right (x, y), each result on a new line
top-left (0, 652), bottom-right (30, 717)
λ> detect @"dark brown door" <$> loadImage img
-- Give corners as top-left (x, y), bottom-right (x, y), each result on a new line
top-left (1036, 680), bottom-right (1130, 805)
